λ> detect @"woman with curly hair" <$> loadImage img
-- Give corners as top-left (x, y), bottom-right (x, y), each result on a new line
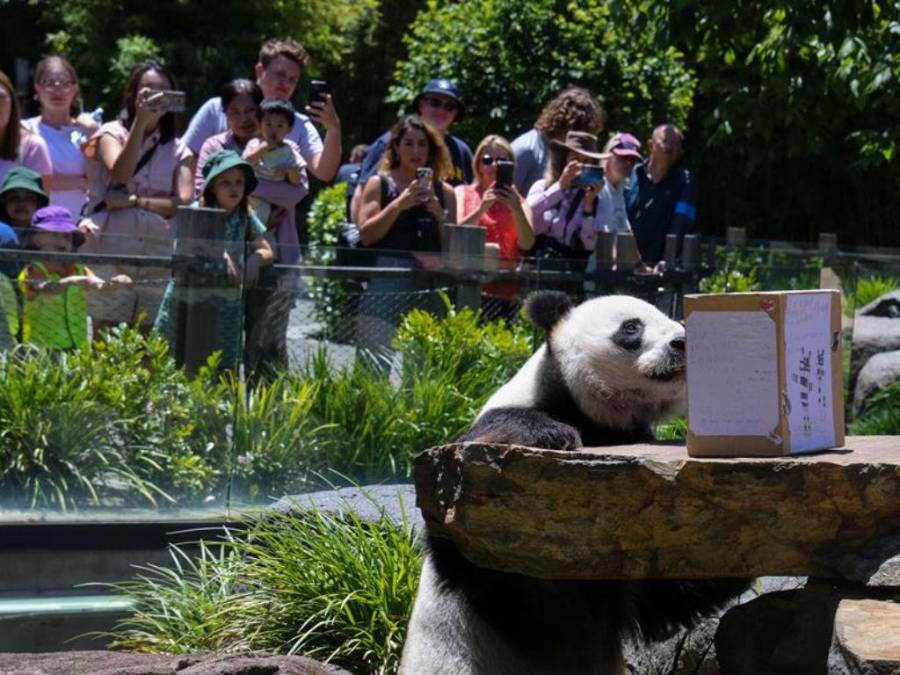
top-left (510, 87), bottom-right (605, 195)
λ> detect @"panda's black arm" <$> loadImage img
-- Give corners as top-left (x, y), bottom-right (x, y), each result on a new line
top-left (458, 406), bottom-right (583, 451)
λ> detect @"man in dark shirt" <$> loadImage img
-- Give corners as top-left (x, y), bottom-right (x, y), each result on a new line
top-left (349, 79), bottom-right (473, 223)
top-left (625, 124), bottom-right (697, 268)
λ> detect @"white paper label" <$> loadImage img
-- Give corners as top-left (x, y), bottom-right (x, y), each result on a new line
top-left (785, 294), bottom-right (835, 453)
top-left (686, 311), bottom-right (780, 437)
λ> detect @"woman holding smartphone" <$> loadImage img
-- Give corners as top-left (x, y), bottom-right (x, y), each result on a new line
top-left (456, 134), bottom-right (534, 320)
top-left (356, 115), bottom-right (456, 357)
top-left (526, 130), bottom-right (607, 256)
top-left (81, 59), bottom-right (193, 334)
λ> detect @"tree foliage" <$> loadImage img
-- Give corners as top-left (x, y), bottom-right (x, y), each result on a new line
top-left (391, 0), bottom-right (900, 246)
top-left (6, 0), bottom-right (378, 116)
top-left (665, 0), bottom-right (900, 244)
top-left (389, 0), bottom-right (696, 144)
top-left (2, 0), bottom-right (899, 244)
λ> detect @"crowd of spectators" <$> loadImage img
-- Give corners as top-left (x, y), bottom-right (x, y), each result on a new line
top-left (0, 37), bottom-right (697, 363)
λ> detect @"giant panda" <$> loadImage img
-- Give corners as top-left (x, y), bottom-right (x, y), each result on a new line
top-left (400, 291), bottom-right (749, 675)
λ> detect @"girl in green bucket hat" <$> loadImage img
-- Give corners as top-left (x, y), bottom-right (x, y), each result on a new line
top-left (154, 149), bottom-right (273, 371)
top-left (0, 166), bottom-right (50, 236)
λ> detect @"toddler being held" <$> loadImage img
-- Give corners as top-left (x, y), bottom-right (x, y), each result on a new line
top-left (242, 99), bottom-right (306, 224)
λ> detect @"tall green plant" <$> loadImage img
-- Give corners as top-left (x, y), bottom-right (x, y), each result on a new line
top-left (106, 497), bottom-right (422, 674)
top-left (847, 275), bottom-right (900, 314)
top-left (0, 347), bottom-right (164, 509)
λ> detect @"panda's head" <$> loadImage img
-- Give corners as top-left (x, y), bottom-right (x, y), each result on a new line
top-left (526, 291), bottom-right (686, 427)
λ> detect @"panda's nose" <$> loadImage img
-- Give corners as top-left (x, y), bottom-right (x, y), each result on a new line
top-left (669, 337), bottom-right (685, 352)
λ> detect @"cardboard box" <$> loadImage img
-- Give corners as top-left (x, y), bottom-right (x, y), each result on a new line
top-left (684, 290), bottom-right (844, 457)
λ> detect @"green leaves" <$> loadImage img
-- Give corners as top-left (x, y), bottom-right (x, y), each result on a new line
top-left (0, 301), bottom-right (535, 510)
top-left (389, 0), bottom-right (696, 143)
top-left (105, 498), bottom-right (422, 673)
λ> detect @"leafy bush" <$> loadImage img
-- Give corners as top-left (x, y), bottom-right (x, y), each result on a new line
top-left (107, 496), bottom-right (422, 674)
top-left (306, 183), bottom-right (355, 340)
top-left (0, 302), bottom-right (534, 508)
top-left (299, 301), bottom-right (533, 482)
top-left (700, 246), bottom-right (822, 294)
top-left (0, 348), bottom-right (159, 510)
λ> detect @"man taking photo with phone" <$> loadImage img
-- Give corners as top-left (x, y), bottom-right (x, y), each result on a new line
top-left (183, 39), bottom-right (341, 186)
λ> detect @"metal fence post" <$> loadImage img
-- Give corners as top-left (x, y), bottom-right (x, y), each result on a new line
top-left (171, 206), bottom-right (228, 376)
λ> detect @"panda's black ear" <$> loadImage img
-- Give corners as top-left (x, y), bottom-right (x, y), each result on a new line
top-left (524, 291), bottom-right (573, 332)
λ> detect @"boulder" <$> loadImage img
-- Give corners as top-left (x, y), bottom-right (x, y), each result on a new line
top-left (415, 437), bottom-right (900, 581)
top-left (850, 291), bottom-right (900, 395)
top-left (829, 599), bottom-right (900, 674)
top-left (859, 291), bottom-right (900, 319)
top-left (0, 651), bottom-right (350, 675)
top-left (853, 350), bottom-right (900, 417)
top-left (715, 585), bottom-right (839, 675)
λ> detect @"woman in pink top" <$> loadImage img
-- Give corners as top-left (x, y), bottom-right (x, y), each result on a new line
top-left (0, 70), bottom-right (52, 186)
top-left (81, 60), bottom-right (193, 333)
top-left (24, 56), bottom-right (98, 220)
top-left (456, 134), bottom-right (534, 318)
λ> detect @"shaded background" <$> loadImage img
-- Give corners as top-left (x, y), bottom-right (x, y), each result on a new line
top-left (1, 0), bottom-right (898, 246)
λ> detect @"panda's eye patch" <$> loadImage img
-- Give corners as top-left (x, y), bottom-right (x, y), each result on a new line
top-left (613, 319), bottom-right (644, 351)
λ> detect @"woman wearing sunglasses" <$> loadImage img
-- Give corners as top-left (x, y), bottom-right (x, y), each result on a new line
top-left (456, 134), bottom-right (534, 320)
top-left (349, 79), bottom-right (473, 224)
top-left (23, 56), bottom-right (98, 220)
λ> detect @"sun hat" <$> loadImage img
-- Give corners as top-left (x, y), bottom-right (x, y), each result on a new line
top-left (200, 149), bottom-right (259, 197)
top-left (550, 131), bottom-right (609, 161)
top-left (413, 78), bottom-right (465, 121)
top-left (604, 132), bottom-right (643, 160)
top-left (31, 206), bottom-right (85, 248)
top-left (0, 167), bottom-right (50, 207)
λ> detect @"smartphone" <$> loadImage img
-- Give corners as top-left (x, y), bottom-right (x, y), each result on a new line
top-left (495, 160), bottom-right (514, 189)
top-left (309, 80), bottom-right (330, 105)
top-left (416, 166), bottom-right (433, 188)
top-left (572, 163), bottom-right (604, 189)
top-left (159, 90), bottom-right (186, 113)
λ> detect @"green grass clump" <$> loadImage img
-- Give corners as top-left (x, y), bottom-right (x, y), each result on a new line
top-left (850, 382), bottom-right (900, 435)
top-left (654, 416), bottom-right (688, 441)
top-left (106, 496), bottom-right (422, 674)
top-left (845, 275), bottom-right (900, 315)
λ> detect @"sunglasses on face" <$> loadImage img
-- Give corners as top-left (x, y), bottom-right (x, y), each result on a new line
top-left (423, 97), bottom-right (458, 112)
top-left (480, 155), bottom-right (509, 166)
top-left (39, 79), bottom-right (76, 90)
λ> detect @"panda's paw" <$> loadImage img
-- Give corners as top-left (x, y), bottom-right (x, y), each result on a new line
top-left (529, 420), bottom-right (583, 451)
top-left (459, 407), bottom-right (583, 451)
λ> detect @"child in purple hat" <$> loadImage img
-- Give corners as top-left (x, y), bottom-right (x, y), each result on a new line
top-left (17, 206), bottom-right (129, 349)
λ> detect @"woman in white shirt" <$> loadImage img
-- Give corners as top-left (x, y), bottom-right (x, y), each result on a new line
top-left (24, 56), bottom-right (98, 219)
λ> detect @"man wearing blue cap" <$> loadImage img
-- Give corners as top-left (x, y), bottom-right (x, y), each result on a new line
top-left (349, 78), bottom-right (473, 224)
